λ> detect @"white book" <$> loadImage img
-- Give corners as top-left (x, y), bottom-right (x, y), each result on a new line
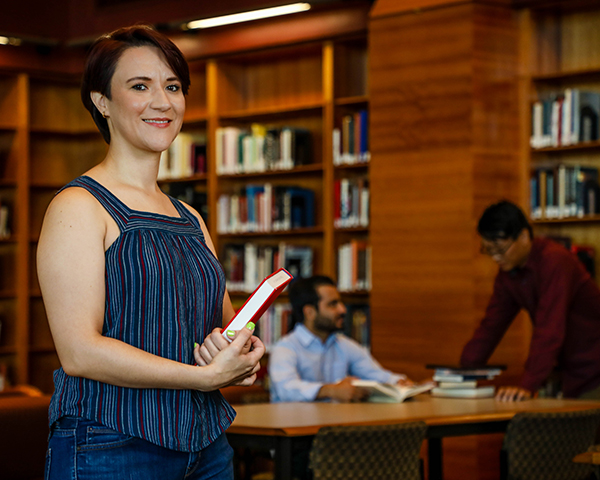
top-left (430, 386), bottom-right (495, 399)
top-left (562, 88), bottom-right (572, 146)
top-left (531, 101), bottom-right (543, 149)
top-left (332, 128), bottom-right (341, 165)
top-left (216, 128), bottom-right (224, 175)
top-left (352, 380), bottom-right (435, 403)
top-left (157, 149), bottom-right (171, 180)
top-left (244, 243), bottom-right (258, 293)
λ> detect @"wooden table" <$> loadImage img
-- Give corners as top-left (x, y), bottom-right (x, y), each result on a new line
top-left (226, 396), bottom-right (600, 480)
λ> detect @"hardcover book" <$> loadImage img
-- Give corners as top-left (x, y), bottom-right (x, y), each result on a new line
top-left (222, 268), bottom-right (293, 341)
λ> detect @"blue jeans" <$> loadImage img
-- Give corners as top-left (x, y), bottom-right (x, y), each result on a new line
top-left (45, 416), bottom-right (234, 480)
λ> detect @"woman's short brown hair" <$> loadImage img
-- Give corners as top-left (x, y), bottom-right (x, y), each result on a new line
top-left (81, 25), bottom-right (190, 144)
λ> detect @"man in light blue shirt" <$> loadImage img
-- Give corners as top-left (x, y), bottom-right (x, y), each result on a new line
top-left (270, 275), bottom-right (411, 402)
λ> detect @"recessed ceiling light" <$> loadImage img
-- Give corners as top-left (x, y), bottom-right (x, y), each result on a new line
top-left (186, 3), bottom-right (311, 30)
top-left (0, 36), bottom-right (22, 46)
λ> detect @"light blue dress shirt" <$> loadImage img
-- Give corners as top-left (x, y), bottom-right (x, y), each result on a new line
top-left (269, 323), bottom-right (405, 402)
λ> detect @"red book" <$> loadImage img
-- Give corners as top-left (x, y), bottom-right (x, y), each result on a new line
top-left (222, 268), bottom-right (293, 341)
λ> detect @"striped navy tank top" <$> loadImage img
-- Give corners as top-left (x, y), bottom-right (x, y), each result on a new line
top-left (48, 175), bottom-right (236, 452)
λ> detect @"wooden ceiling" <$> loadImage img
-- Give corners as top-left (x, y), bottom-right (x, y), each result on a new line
top-left (0, 0), bottom-right (356, 45)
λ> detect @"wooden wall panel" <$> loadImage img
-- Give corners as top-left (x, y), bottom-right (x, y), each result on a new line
top-left (370, 4), bottom-right (476, 383)
top-left (370, 3), bottom-right (522, 479)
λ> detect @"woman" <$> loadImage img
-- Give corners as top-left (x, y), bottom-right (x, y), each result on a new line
top-left (37, 25), bottom-right (264, 480)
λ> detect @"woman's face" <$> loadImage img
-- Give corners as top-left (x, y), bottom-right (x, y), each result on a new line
top-left (103, 45), bottom-right (185, 155)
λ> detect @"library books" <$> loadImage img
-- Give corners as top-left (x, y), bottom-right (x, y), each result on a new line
top-left (216, 125), bottom-right (312, 175)
top-left (427, 365), bottom-right (503, 399)
top-left (429, 365), bottom-right (505, 383)
top-left (334, 177), bottom-right (369, 229)
top-left (344, 304), bottom-right (370, 348)
top-left (430, 386), bottom-right (495, 399)
top-left (338, 240), bottom-right (371, 292)
top-left (158, 132), bottom-right (206, 180)
top-left (352, 380), bottom-right (435, 403)
top-left (333, 109), bottom-right (370, 165)
top-left (222, 268), bottom-right (293, 341)
top-left (217, 184), bottom-right (315, 234)
top-left (223, 242), bottom-right (313, 293)
top-left (530, 89), bottom-right (600, 149)
top-left (257, 302), bottom-right (292, 350)
top-left (530, 165), bottom-right (600, 220)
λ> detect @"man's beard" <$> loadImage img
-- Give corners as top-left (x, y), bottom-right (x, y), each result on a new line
top-left (314, 314), bottom-right (344, 335)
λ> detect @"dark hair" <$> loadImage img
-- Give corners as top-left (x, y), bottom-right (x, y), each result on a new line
top-left (477, 200), bottom-right (533, 241)
top-left (81, 24), bottom-right (190, 144)
top-left (288, 275), bottom-right (336, 328)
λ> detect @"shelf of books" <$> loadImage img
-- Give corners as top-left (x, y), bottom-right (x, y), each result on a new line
top-left (333, 37), bottom-right (371, 348)
top-left (526, 7), bottom-right (600, 278)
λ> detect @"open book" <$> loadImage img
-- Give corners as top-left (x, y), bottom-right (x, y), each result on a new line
top-left (352, 380), bottom-right (435, 403)
top-left (221, 268), bottom-right (293, 341)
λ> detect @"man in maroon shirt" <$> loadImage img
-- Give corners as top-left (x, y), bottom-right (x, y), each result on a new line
top-left (461, 201), bottom-right (600, 401)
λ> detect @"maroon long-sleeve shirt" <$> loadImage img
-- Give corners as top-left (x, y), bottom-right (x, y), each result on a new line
top-left (461, 237), bottom-right (600, 398)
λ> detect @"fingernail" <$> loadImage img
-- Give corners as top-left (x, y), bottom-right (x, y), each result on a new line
top-left (194, 342), bottom-right (199, 348)
top-left (246, 322), bottom-right (255, 331)
top-left (226, 330), bottom-right (235, 338)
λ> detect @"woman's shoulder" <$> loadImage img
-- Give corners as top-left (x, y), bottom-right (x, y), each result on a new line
top-left (47, 182), bottom-right (107, 221)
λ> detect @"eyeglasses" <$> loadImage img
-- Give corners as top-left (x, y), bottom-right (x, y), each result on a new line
top-left (480, 238), bottom-right (514, 257)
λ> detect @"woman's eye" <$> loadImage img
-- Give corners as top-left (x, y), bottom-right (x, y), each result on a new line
top-left (132, 84), bottom-right (147, 91)
top-left (167, 84), bottom-right (181, 93)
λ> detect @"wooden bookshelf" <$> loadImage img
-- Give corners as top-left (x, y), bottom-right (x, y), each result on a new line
top-left (524, 6), bottom-right (600, 276)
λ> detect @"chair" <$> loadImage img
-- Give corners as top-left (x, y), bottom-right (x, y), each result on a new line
top-left (501, 409), bottom-right (600, 480)
top-left (309, 422), bottom-right (428, 480)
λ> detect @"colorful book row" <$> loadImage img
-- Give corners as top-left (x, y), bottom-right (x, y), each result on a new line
top-left (217, 184), bottom-right (315, 234)
top-left (158, 132), bottom-right (206, 180)
top-left (530, 88), bottom-right (600, 149)
top-left (333, 110), bottom-right (370, 165)
top-left (222, 242), bottom-right (313, 293)
top-left (344, 304), bottom-right (370, 348)
top-left (530, 165), bottom-right (599, 219)
top-left (334, 177), bottom-right (369, 228)
top-left (338, 240), bottom-right (371, 292)
top-left (256, 303), bottom-right (292, 350)
top-left (216, 124), bottom-right (312, 175)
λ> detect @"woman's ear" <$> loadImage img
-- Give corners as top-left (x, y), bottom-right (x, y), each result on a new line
top-left (90, 91), bottom-right (107, 117)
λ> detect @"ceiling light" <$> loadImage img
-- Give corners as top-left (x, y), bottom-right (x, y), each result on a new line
top-left (186, 3), bottom-right (311, 30)
top-left (0, 36), bottom-right (22, 46)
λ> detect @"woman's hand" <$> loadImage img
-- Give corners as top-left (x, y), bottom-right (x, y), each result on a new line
top-left (194, 324), bottom-right (265, 390)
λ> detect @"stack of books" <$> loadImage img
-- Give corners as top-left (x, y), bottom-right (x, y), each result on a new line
top-left (427, 365), bottom-right (505, 399)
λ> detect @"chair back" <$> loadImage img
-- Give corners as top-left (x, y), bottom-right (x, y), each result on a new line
top-left (309, 421), bottom-right (427, 480)
top-left (502, 408), bottom-right (600, 480)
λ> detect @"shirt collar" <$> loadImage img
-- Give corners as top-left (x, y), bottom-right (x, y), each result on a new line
top-left (295, 323), bottom-right (338, 348)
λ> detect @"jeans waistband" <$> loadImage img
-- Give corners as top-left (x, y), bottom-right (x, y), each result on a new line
top-left (54, 415), bottom-right (82, 429)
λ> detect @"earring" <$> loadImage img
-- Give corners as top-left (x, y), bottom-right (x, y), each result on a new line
top-left (102, 112), bottom-right (108, 119)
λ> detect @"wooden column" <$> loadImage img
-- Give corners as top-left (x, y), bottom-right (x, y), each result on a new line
top-left (369, 2), bottom-right (525, 479)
